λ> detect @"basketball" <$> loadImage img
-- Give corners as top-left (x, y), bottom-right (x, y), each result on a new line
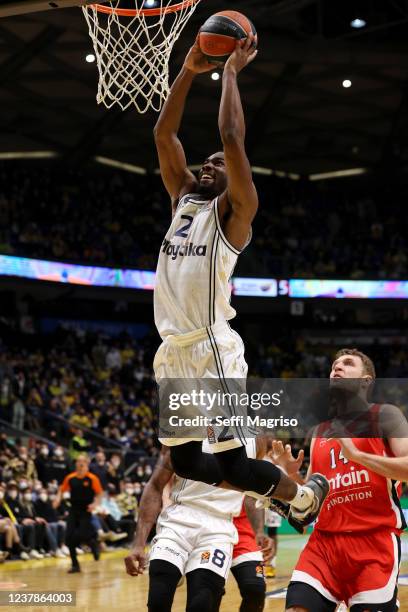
top-left (198, 10), bottom-right (257, 66)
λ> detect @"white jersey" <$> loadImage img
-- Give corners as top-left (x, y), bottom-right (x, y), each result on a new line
top-left (154, 193), bottom-right (246, 338)
top-left (169, 438), bottom-right (257, 519)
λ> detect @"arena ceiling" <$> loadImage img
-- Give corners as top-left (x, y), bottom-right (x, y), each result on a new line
top-left (0, 0), bottom-right (408, 175)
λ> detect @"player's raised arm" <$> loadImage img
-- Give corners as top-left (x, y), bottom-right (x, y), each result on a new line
top-left (153, 41), bottom-right (213, 211)
top-left (217, 34), bottom-right (258, 251)
top-left (124, 447), bottom-right (174, 577)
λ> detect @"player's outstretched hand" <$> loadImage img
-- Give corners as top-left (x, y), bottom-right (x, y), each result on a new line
top-left (124, 546), bottom-right (147, 577)
top-left (269, 440), bottom-right (304, 477)
top-left (184, 40), bottom-right (214, 74)
top-left (224, 33), bottom-right (257, 75)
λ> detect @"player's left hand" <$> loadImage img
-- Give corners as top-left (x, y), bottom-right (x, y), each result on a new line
top-left (256, 534), bottom-right (275, 564)
top-left (224, 33), bottom-right (257, 75)
top-left (269, 440), bottom-right (304, 476)
top-left (337, 438), bottom-right (360, 461)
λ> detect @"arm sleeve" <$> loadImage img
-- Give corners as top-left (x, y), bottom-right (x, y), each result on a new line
top-left (60, 474), bottom-right (71, 493)
top-left (90, 474), bottom-right (103, 495)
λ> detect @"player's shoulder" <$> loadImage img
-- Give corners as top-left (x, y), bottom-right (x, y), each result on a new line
top-left (86, 471), bottom-right (101, 482)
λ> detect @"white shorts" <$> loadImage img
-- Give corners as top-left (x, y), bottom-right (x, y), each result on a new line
top-left (154, 321), bottom-right (248, 452)
top-left (149, 503), bottom-right (237, 579)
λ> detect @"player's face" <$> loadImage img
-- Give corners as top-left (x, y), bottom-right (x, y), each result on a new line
top-left (330, 355), bottom-right (366, 379)
top-left (329, 355), bottom-right (371, 396)
top-left (198, 152), bottom-right (227, 196)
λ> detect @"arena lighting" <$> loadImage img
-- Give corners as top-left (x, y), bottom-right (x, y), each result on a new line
top-left (309, 168), bottom-right (368, 181)
top-left (0, 151), bottom-right (58, 160)
top-left (351, 18), bottom-right (367, 29)
top-left (342, 79), bottom-right (352, 88)
top-left (85, 53), bottom-right (96, 63)
top-left (94, 156), bottom-right (147, 175)
top-left (145, 0), bottom-right (156, 6)
top-left (251, 166), bottom-right (273, 176)
top-left (211, 72), bottom-right (220, 81)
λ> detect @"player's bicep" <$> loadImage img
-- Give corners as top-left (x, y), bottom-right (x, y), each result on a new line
top-left (155, 133), bottom-right (197, 201)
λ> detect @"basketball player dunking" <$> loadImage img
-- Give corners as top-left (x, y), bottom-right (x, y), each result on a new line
top-left (277, 349), bottom-right (408, 612)
top-left (152, 35), bottom-right (328, 529)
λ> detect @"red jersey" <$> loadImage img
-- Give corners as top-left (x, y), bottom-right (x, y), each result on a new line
top-left (232, 503), bottom-right (260, 559)
top-left (312, 435), bottom-right (405, 533)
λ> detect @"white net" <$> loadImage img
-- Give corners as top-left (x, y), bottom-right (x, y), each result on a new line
top-left (82, 0), bottom-right (201, 113)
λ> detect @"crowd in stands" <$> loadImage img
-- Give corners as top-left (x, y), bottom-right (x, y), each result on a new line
top-left (0, 161), bottom-right (408, 278)
top-left (0, 325), bottom-right (159, 562)
top-left (0, 438), bottom-right (148, 562)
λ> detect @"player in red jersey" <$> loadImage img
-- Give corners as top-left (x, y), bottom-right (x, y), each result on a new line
top-left (283, 348), bottom-right (408, 612)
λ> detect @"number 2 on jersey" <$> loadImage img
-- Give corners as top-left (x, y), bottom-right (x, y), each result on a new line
top-left (175, 215), bottom-right (193, 238)
top-left (330, 447), bottom-right (349, 469)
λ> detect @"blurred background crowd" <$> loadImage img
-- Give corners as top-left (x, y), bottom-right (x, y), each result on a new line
top-left (0, 162), bottom-right (407, 279)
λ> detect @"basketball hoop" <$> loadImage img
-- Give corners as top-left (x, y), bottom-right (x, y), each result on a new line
top-left (82, 0), bottom-right (201, 113)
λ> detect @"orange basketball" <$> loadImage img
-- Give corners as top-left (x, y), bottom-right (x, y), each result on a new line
top-left (198, 10), bottom-right (257, 66)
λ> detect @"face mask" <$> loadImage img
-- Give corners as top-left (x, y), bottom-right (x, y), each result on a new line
top-left (19, 455), bottom-right (27, 462)
top-left (8, 490), bottom-right (18, 499)
top-left (41, 448), bottom-right (49, 456)
top-left (54, 450), bottom-right (63, 457)
top-left (24, 492), bottom-right (32, 501)
top-left (135, 487), bottom-right (141, 495)
top-left (145, 468), bottom-right (152, 476)
top-left (34, 483), bottom-right (42, 492)
top-left (19, 482), bottom-right (27, 490)
top-left (112, 460), bottom-right (120, 468)
top-left (137, 470), bottom-right (143, 476)
top-left (0, 491), bottom-right (4, 500)
top-left (125, 488), bottom-right (133, 495)
top-left (63, 492), bottom-right (70, 500)
top-left (39, 493), bottom-right (48, 502)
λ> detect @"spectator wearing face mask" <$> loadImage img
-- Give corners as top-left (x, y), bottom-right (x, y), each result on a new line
top-left (4, 483), bottom-right (43, 559)
top-left (7, 447), bottom-right (37, 482)
top-left (134, 465), bottom-right (145, 483)
top-left (107, 453), bottom-right (124, 492)
top-left (35, 444), bottom-right (51, 484)
top-left (90, 452), bottom-right (109, 489)
top-left (0, 485), bottom-right (29, 561)
top-left (46, 447), bottom-right (71, 484)
top-left (19, 487), bottom-right (47, 558)
top-left (116, 482), bottom-right (138, 522)
top-left (34, 489), bottom-right (67, 558)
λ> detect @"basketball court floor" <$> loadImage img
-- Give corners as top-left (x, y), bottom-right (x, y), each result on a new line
top-left (1, 534), bottom-right (407, 611)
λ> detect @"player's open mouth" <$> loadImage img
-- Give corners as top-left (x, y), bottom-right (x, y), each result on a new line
top-left (200, 174), bottom-right (214, 181)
